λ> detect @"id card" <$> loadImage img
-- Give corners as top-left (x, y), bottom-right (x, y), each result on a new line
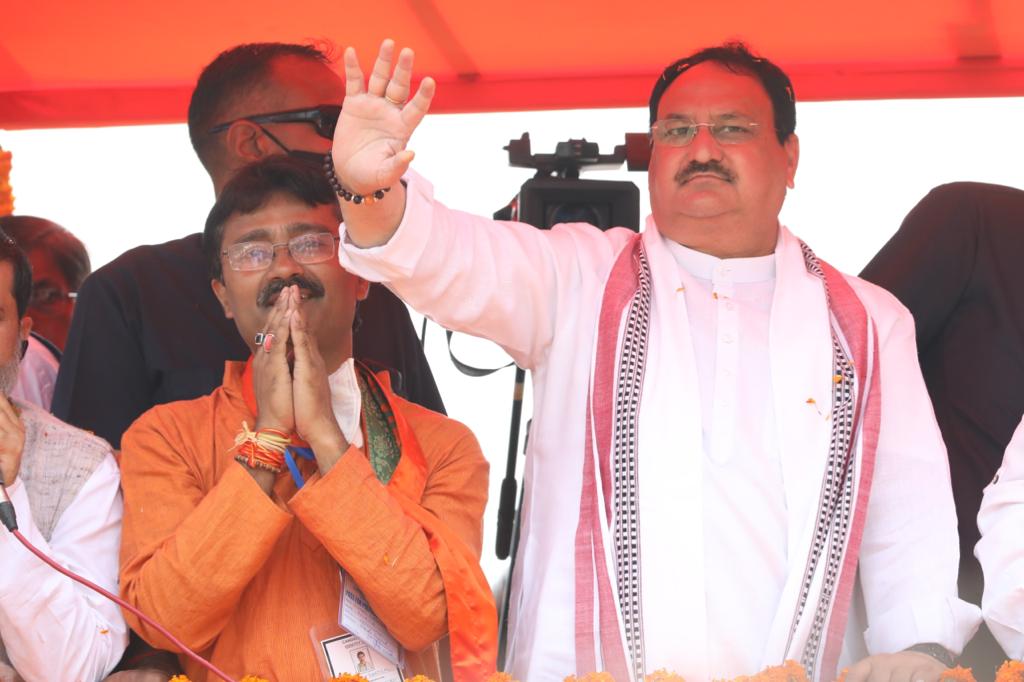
top-left (319, 632), bottom-right (404, 682)
top-left (339, 569), bottom-right (403, 667)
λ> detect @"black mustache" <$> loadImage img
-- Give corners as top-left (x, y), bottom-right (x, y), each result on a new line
top-left (675, 160), bottom-right (735, 184)
top-left (256, 276), bottom-right (325, 308)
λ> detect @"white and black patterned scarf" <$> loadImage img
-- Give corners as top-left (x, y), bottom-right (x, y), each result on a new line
top-left (574, 234), bottom-right (882, 682)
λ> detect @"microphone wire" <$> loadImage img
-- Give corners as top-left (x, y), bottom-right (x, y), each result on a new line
top-left (0, 485), bottom-right (236, 682)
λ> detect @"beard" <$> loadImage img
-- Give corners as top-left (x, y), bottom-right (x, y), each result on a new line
top-left (0, 342), bottom-right (20, 397)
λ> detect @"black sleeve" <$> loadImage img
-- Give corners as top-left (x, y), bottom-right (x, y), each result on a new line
top-left (354, 283), bottom-right (446, 415)
top-left (53, 268), bottom-right (153, 449)
top-left (860, 183), bottom-right (980, 348)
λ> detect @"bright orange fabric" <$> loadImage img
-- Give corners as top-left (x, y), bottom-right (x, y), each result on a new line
top-left (118, 361), bottom-right (492, 681)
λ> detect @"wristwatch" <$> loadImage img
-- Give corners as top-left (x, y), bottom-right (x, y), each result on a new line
top-left (905, 642), bottom-right (956, 668)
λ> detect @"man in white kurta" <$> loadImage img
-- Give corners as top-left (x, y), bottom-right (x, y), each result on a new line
top-left (976, 417), bottom-right (1024, 659)
top-left (329, 41), bottom-right (980, 682)
top-left (0, 232), bottom-right (127, 681)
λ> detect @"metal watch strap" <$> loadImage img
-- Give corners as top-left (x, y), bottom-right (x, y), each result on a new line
top-left (905, 642), bottom-right (957, 668)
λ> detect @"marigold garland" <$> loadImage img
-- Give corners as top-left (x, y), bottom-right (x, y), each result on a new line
top-left (996, 661), bottom-right (1024, 682)
top-left (164, 659), bottom-right (1024, 682)
top-left (0, 148), bottom-right (13, 217)
top-left (716, 660), bottom-right (808, 682)
top-left (166, 671), bottom-right (360, 675)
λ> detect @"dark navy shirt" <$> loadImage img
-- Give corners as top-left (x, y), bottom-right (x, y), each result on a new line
top-left (53, 233), bottom-right (444, 449)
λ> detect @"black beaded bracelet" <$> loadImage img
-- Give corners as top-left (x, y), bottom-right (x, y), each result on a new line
top-left (323, 152), bottom-right (391, 205)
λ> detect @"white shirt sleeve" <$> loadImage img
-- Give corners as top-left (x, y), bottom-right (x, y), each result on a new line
top-left (976, 415), bottom-right (1024, 659)
top-left (0, 454), bottom-right (128, 682)
top-left (339, 170), bottom-right (633, 370)
top-left (852, 289), bottom-right (981, 655)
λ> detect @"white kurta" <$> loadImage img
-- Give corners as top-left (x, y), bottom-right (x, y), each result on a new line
top-left (0, 439), bottom-right (126, 681)
top-left (340, 172), bottom-right (979, 681)
top-left (976, 415), bottom-right (1024, 659)
top-left (667, 244), bottom-right (789, 677)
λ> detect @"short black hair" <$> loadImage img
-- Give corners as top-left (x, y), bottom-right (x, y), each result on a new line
top-left (203, 155), bottom-right (342, 281)
top-left (0, 228), bottom-right (33, 319)
top-left (0, 215), bottom-right (91, 290)
top-left (188, 42), bottom-right (331, 169)
top-left (649, 42), bottom-right (796, 144)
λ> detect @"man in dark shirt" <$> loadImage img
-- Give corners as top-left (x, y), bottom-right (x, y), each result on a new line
top-left (54, 43), bottom-right (443, 450)
top-left (861, 181), bottom-right (1024, 676)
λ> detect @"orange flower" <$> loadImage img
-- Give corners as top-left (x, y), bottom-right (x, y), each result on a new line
top-left (483, 673), bottom-right (519, 682)
top-left (938, 667), bottom-right (977, 682)
top-left (564, 673), bottom-right (617, 682)
top-left (0, 148), bottom-right (14, 218)
top-left (329, 675), bottom-right (370, 682)
top-left (995, 661), bottom-right (1024, 682)
top-left (168, 677), bottom-right (191, 682)
top-left (404, 676), bottom-right (437, 682)
top-left (717, 660), bottom-right (809, 682)
top-left (239, 677), bottom-right (271, 682)
top-left (645, 669), bottom-right (687, 681)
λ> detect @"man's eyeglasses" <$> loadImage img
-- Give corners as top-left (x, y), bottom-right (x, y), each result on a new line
top-left (208, 105), bottom-right (342, 141)
top-left (30, 284), bottom-right (76, 310)
top-left (222, 232), bottom-right (341, 272)
top-left (650, 118), bottom-right (761, 146)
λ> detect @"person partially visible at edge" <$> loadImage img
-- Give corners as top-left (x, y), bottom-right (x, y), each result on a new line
top-left (860, 182), bottom-right (1024, 677)
top-left (0, 215), bottom-right (89, 411)
top-left (976, 413), bottom-right (1024, 662)
top-left (330, 40), bottom-right (980, 682)
top-left (117, 156), bottom-right (495, 682)
top-left (0, 229), bottom-right (127, 681)
top-left (0, 215), bottom-right (89, 351)
top-left (52, 41), bottom-right (444, 453)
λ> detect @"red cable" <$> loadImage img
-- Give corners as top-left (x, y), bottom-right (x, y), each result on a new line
top-left (10, 529), bottom-right (237, 682)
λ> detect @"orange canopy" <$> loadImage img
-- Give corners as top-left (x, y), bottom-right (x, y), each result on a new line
top-left (4, 0), bottom-right (1024, 130)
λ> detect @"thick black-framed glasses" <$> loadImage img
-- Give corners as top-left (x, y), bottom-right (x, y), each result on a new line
top-left (208, 105), bottom-right (341, 140)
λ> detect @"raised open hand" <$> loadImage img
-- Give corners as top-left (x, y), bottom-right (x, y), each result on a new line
top-left (332, 39), bottom-right (435, 196)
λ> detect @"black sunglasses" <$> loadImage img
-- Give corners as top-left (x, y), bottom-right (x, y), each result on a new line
top-left (207, 105), bottom-right (341, 140)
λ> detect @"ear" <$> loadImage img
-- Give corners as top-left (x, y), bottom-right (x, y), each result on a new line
top-left (224, 120), bottom-right (275, 164)
top-left (783, 133), bottom-right (800, 189)
top-left (18, 316), bottom-right (31, 342)
top-left (210, 278), bottom-right (235, 320)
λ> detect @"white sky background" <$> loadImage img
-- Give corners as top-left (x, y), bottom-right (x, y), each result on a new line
top-left (3, 98), bottom-right (1024, 589)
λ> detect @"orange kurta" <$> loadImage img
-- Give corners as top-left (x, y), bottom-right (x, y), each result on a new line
top-left (118, 361), bottom-right (490, 681)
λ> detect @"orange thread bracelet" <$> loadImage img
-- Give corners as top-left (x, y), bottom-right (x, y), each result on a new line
top-left (231, 422), bottom-right (291, 473)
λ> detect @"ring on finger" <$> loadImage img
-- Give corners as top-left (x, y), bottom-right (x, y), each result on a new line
top-left (384, 94), bottom-right (405, 106)
top-left (262, 333), bottom-right (276, 353)
top-left (254, 332), bottom-right (266, 346)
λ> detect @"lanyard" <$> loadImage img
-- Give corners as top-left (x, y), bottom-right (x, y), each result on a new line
top-left (284, 445), bottom-right (316, 489)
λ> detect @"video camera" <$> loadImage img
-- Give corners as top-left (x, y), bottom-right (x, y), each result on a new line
top-left (493, 133), bottom-right (650, 231)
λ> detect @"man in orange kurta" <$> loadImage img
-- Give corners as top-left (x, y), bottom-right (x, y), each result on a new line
top-left (118, 156), bottom-right (497, 682)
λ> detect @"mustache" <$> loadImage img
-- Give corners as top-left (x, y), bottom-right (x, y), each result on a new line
top-left (256, 275), bottom-right (326, 308)
top-left (675, 160), bottom-right (735, 184)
